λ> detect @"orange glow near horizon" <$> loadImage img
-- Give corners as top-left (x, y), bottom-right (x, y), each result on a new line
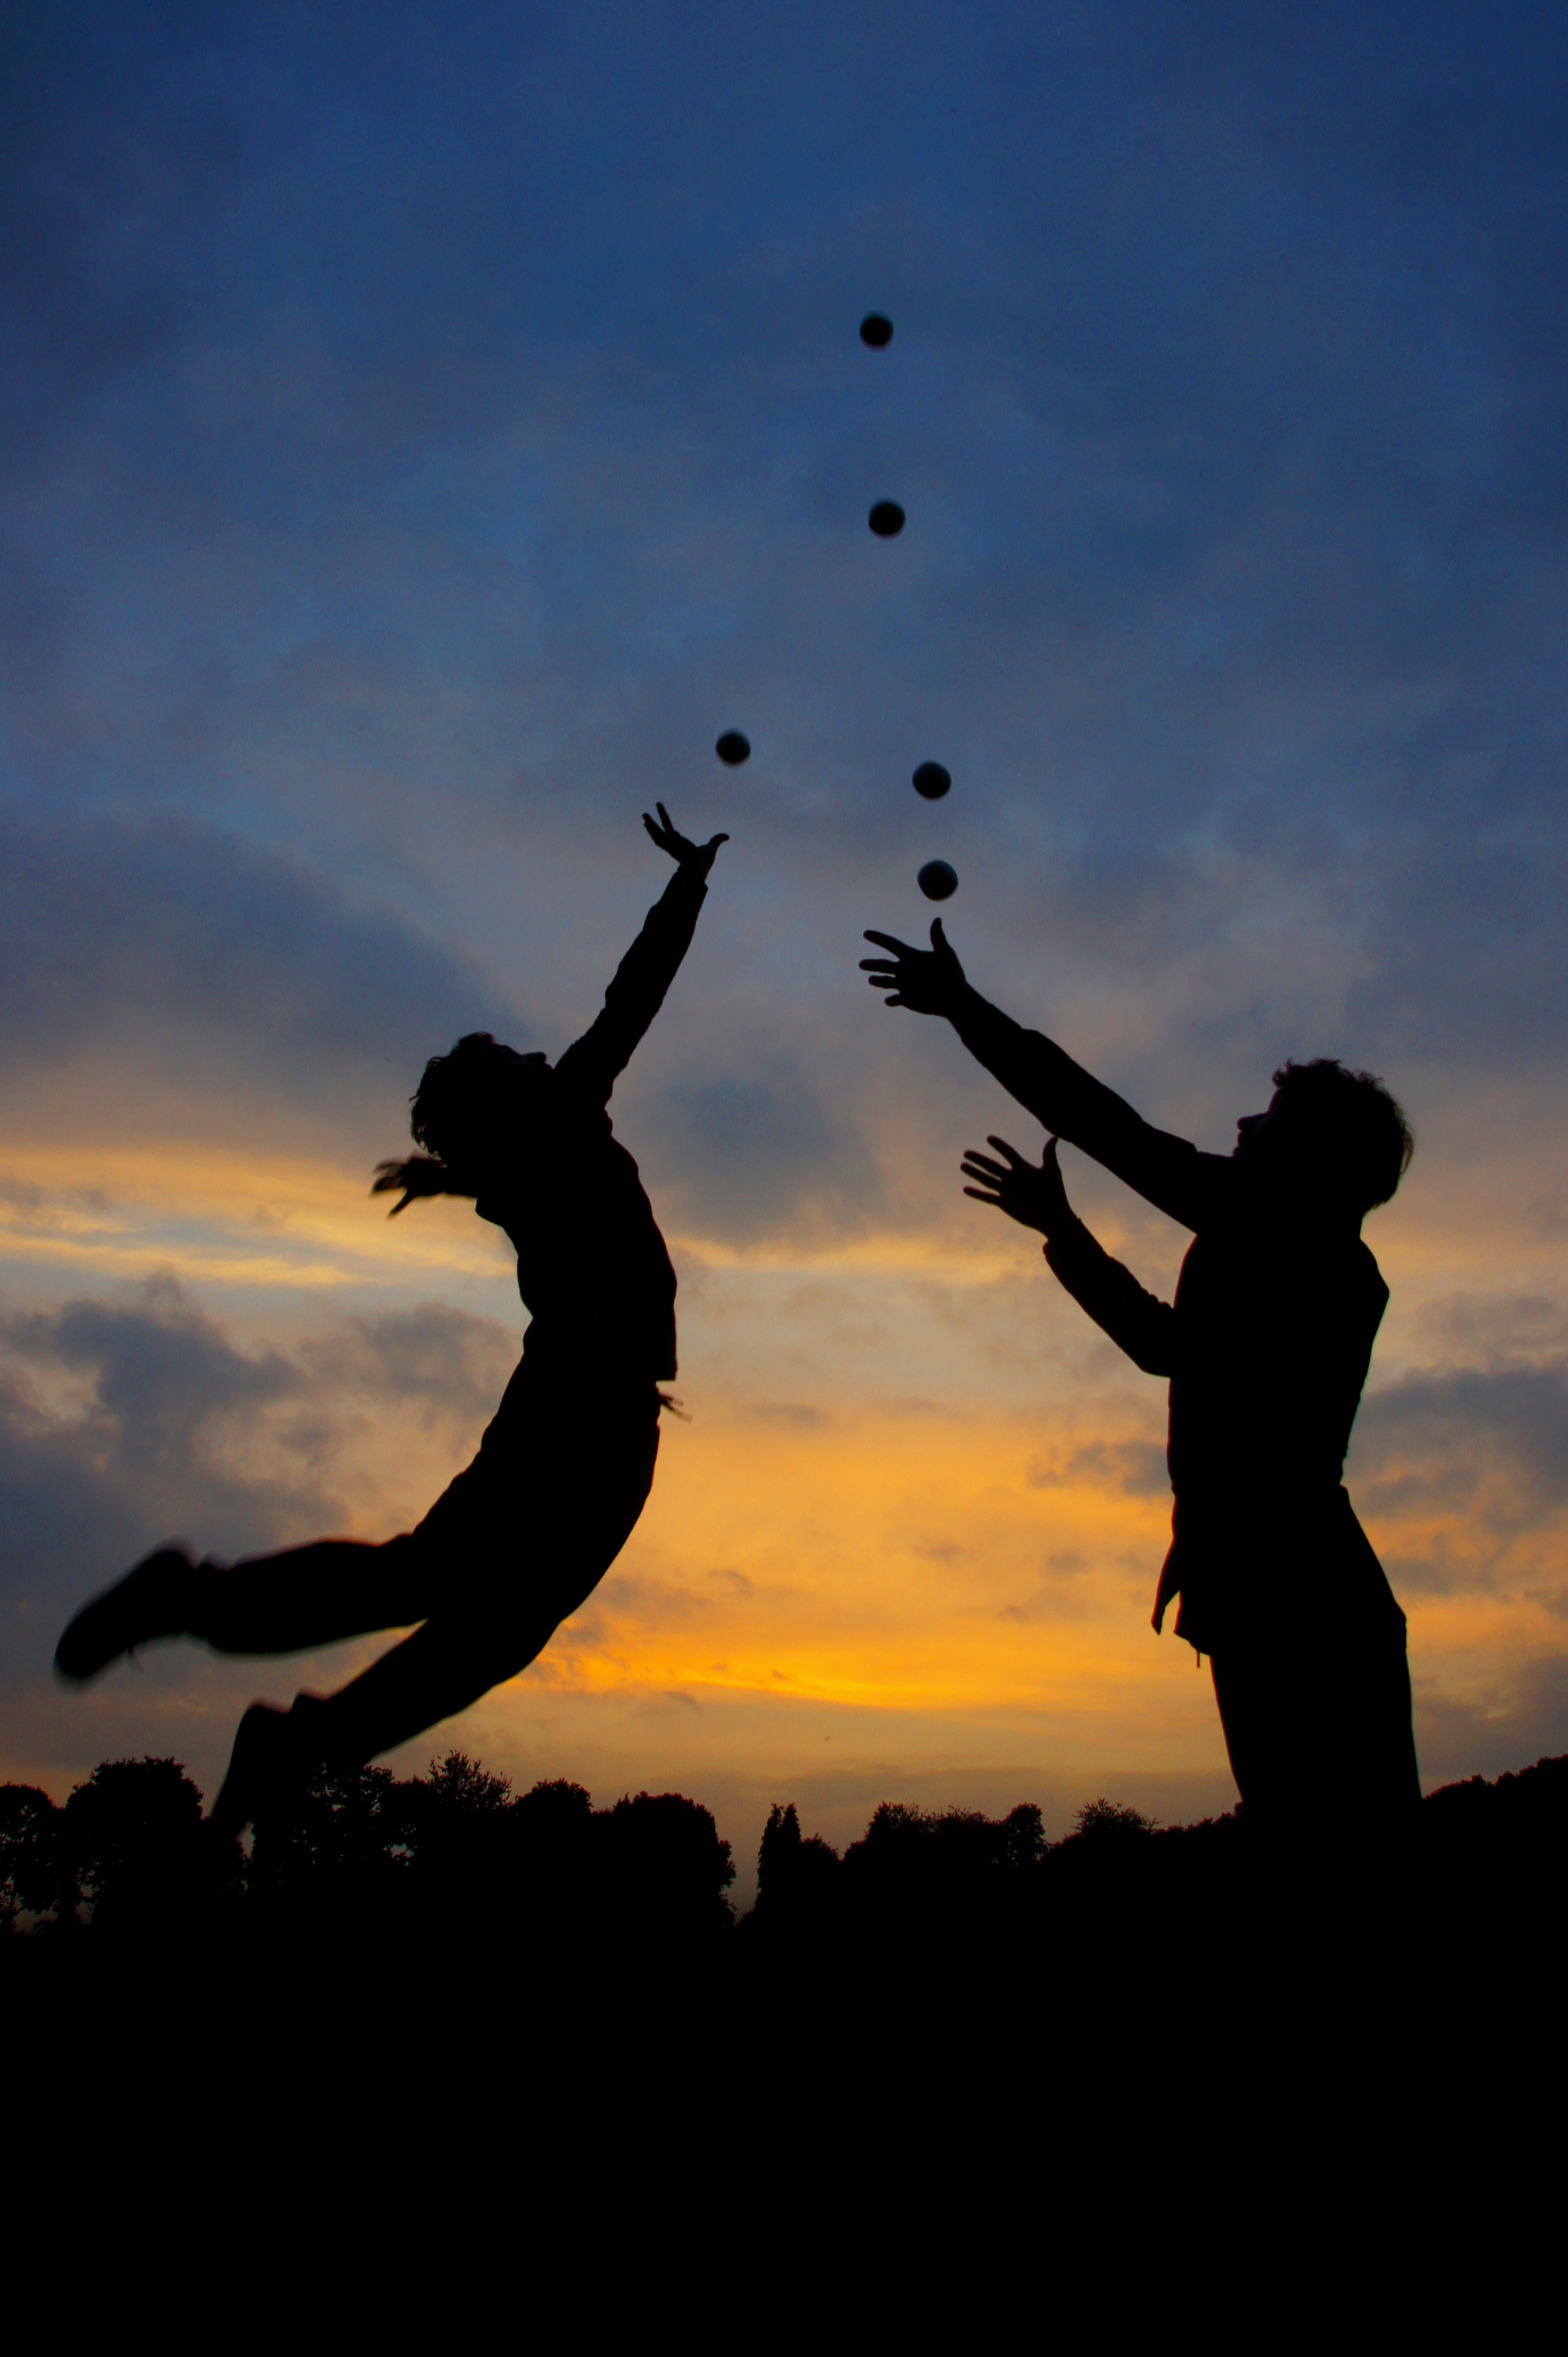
top-left (4, 1121), bottom-right (1566, 1855)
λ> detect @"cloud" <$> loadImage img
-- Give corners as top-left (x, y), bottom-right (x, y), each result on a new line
top-left (637, 1034), bottom-right (887, 1246)
top-left (1353, 1362), bottom-right (1568, 1541)
top-left (0, 1), bottom-right (252, 458)
top-left (0, 803), bottom-right (510, 1140)
top-left (0, 1272), bottom-right (524, 1694)
top-left (0, 1274), bottom-right (339, 1691)
top-left (745, 1401), bottom-right (833, 1432)
top-left (1029, 1437), bottom-right (1170, 1500)
top-left (300, 1304), bottom-right (516, 1432)
top-left (1405, 1293), bottom-right (1568, 1370)
top-left (1416, 1653), bottom-right (1568, 1785)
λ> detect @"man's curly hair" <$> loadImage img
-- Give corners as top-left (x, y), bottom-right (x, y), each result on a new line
top-left (1271, 1057), bottom-right (1413, 1213)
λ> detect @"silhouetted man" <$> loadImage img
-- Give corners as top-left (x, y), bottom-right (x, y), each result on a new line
top-left (57, 805), bottom-right (728, 1834)
top-left (862, 918), bottom-right (1420, 1831)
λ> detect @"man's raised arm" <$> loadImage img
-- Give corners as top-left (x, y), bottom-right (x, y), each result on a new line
top-left (862, 919), bottom-right (1219, 1232)
top-left (556, 804), bottom-right (728, 1107)
top-left (961, 1136), bottom-right (1176, 1375)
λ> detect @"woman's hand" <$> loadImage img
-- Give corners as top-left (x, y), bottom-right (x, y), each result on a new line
top-left (859, 918), bottom-right (968, 1016)
top-left (643, 802), bottom-right (729, 877)
top-left (960, 1134), bottom-right (1073, 1238)
top-left (371, 1155), bottom-right (458, 1216)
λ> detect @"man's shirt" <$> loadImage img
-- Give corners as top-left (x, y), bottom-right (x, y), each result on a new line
top-left (952, 991), bottom-right (1399, 1650)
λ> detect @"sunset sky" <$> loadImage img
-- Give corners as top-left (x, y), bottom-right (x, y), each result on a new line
top-left (5, 0), bottom-right (1567, 1897)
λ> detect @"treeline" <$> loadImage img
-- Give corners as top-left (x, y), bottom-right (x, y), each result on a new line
top-left (5, 1749), bottom-right (1567, 1959)
top-left (0, 1751), bottom-right (736, 1945)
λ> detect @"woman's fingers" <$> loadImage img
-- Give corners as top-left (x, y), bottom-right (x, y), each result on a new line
top-left (961, 1154), bottom-right (1007, 1181)
top-left (986, 1136), bottom-right (1025, 1166)
top-left (961, 1185), bottom-right (1002, 1205)
top-left (862, 929), bottom-right (917, 956)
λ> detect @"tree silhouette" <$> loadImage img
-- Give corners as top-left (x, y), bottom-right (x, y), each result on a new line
top-left (405, 1749), bottom-right (517, 1925)
top-left (507, 1778), bottom-right (596, 1926)
top-left (600, 1791), bottom-right (735, 1938)
top-left (0, 1784), bottom-right (67, 1931)
top-left (7, 1746), bottom-right (1564, 1999)
top-left (421, 1750), bottom-right (513, 1818)
top-left (1072, 1798), bottom-right (1155, 1843)
top-left (249, 1760), bottom-right (411, 1926)
top-left (62, 1756), bottom-right (219, 1934)
top-left (755, 1802), bottom-right (841, 1930)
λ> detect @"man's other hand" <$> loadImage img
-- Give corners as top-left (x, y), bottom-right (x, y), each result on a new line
top-left (860, 918), bottom-right (967, 1016)
top-left (643, 802), bottom-right (729, 877)
top-left (960, 1134), bottom-right (1072, 1238)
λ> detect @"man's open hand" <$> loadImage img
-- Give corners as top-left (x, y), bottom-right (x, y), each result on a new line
top-left (860, 918), bottom-right (967, 1016)
top-left (643, 802), bottom-right (729, 878)
top-left (960, 1134), bottom-right (1072, 1238)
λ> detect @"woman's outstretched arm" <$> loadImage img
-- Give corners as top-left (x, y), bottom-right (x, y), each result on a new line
top-left (371, 1155), bottom-right (477, 1215)
top-left (960, 1134), bottom-right (1176, 1376)
top-left (555, 803), bottom-right (728, 1107)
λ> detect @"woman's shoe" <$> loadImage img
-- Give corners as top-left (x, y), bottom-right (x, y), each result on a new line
top-left (53, 1544), bottom-right (197, 1682)
top-left (208, 1701), bottom-right (302, 1838)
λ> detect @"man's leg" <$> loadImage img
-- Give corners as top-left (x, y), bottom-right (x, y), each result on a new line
top-left (1210, 1622), bottom-right (1421, 1827)
top-left (1335, 1622), bottom-right (1422, 1816)
top-left (1209, 1644), bottom-right (1284, 1817)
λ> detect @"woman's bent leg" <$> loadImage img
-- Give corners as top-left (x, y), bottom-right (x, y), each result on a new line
top-left (196, 1533), bottom-right (434, 1656)
top-left (209, 1601), bottom-right (557, 1835)
top-left (210, 1383), bottom-right (664, 1830)
top-left (57, 1525), bottom-right (442, 1680)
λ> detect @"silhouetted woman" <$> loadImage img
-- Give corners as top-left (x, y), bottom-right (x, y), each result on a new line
top-left (862, 917), bottom-right (1420, 1831)
top-left (57, 805), bottom-right (727, 1833)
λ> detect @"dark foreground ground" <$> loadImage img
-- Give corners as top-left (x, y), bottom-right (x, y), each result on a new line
top-left (8, 1749), bottom-right (1565, 2291)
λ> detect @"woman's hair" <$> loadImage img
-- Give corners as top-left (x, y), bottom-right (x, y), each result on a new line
top-left (1272, 1058), bottom-right (1414, 1213)
top-left (409, 1033), bottom-right (550, 1163)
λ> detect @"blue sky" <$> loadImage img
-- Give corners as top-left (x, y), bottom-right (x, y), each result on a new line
top-left (4, 1), bottom-right (1567, 1877)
